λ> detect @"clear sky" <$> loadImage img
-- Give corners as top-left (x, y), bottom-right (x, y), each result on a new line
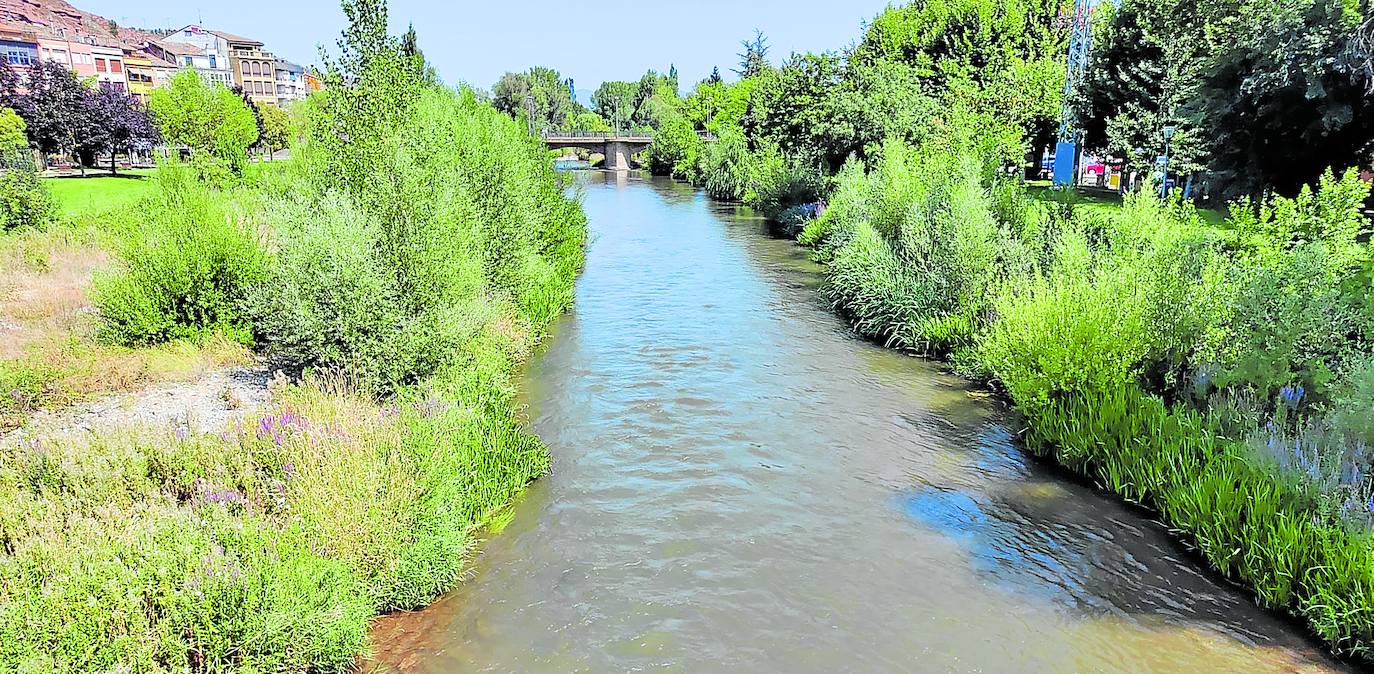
top-left (75, 0), bottom-right (893, 92)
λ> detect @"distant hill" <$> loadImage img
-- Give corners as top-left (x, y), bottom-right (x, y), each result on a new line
top-left (0, 0), bottom-right (164, 46)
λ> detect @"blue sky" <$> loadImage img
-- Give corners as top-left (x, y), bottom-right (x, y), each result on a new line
top-left (77, 1), bottom-right (894, 92)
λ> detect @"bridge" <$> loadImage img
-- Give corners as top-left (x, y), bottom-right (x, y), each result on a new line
top-left (542, 131), bottom-right (653, 171)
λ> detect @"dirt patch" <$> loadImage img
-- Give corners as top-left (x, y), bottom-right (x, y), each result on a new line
top-left (5, 365), bottom-right (275, 442)
top-left (0, 239), bottom-right (109, 360)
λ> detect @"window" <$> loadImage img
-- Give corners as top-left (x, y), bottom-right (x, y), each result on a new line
top-left (95, 57), bottom-right (105, 71)
top-left (183, 56), bottom-right (192, 66)
top-left (208, 54), bottom-right (216, 68)
top-left (241, 61), bottom-right (250, 75)
top-left (110, 60), bottom-right (121, 73)
top-left (5, 49), bottom-right (35, 66)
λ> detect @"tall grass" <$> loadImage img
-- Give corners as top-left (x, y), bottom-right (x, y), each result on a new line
top-left (1, 4), bottom-right (586, 671)
top-left (797, 109), bottom-right (1374, 659)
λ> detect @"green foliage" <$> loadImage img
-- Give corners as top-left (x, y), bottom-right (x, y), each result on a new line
top-left (853, 0), bottom-right (1069, 144)
top-left (255, 85), bottom-right (584, 392)
top-left (92, 164), bottom-right (267, 346)
top-left (257, 102), bottom-right (291, 155)
top-left (0, 168), bottom-right (55, 231)
top-left (148, 70), bottom-right (260, 173)
top-left (646, 114), bottom-right (704, 180)
top-left (4, 2), bottom-right (586, 672)
top-left (1081, 0), bottom-right (1374, 198)
top-left (701, 127), bottom-right (758, 201)
top-left (1076, 0), bottom-right (1211, 177)
top-left (782, 82), bottom-right (1374, 657)
top-left (1201, 169), bottom-right (1374, 399)
top-left (492, 66), bottom-right (578, 134)
top-left (0, 107), bottom-right (27, 152)
top-left (591, 68), bottom-right (681, 132)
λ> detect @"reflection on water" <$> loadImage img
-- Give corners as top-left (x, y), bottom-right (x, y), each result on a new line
top-left (368, 173), bottom-right (1347, 673)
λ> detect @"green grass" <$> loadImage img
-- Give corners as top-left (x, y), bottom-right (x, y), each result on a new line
top-left (1027, 185), bottom-right (1229, 227)
top-left (42, 170), bottom-right (158, 217)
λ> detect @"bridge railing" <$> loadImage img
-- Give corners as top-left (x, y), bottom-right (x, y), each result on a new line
top-left (542, 129), bottom-right (717, 141)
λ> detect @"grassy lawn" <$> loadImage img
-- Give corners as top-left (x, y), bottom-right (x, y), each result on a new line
top-left (1026, 184), bottom-right (1229, 227)
top-left (42, 169), bottom-right (158, 217)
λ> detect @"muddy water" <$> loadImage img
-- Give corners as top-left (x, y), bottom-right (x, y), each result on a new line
top-left (369, 173), bottom-right (1347, 673)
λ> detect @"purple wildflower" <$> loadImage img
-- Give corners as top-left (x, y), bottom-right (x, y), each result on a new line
top-left (416, 395), bottom-right (447, 419)
top-left (1279, 384), bottom-right (1306, 410)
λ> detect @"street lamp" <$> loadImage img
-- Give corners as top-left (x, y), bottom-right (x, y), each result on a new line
top-left (1160, 125), bottom-right (1176, 199)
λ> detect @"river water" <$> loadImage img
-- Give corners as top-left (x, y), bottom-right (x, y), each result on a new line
top-left (369, 172), bottom-right (1347, 673)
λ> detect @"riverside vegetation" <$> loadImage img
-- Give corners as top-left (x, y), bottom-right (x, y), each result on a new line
top-left (0, 1), bottom-right (585, 671)
top-left (635, 0), bottom-right (1374, 662)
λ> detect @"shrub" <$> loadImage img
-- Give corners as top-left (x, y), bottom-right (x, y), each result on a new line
top-left (247, 193), bottom-right (414, 389)
top-left (750, 152), bottom-right (826, 222)
top-left (646, 115), bottom-right (704, 181)
top-left (701, 127), bottom-right (757, 201)
top-left (92, 163), bottom-right (267, 346)
top-left (0, 169), bottom-right (54, 231)
top-left (1201, 170), bottom-right (1374, 401)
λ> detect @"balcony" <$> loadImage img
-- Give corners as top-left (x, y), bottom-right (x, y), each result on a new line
top-left (231, 49), bottom-right (274, 61)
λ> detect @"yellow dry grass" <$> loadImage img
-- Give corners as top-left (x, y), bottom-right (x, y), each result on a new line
top-left (1, 225), bottom-right (253, 425)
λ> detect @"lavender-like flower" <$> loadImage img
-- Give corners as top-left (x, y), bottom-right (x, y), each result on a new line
top-left (1279, 383), bottom-right (1306, 410)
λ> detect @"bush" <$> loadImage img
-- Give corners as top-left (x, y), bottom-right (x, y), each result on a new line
top-left (259, 86), bottom-right (584, 391)
top-left (247, 193), bottom-right (414, 388)
top-left (1201, 169), bottom-right (1374, 401)
top-left (701, 127), bottom-right (758, 201)
top-left (92, 163), bottom-right (266, 346)
top-left (646, 115), bottom-right (704, 181)
top-left (750, 152), bottom-right (826, 222)
top-left (0, 169), bottom-right (54, 231)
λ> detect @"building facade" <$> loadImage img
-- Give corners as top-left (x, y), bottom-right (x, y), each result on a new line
top-left (156, 25), bottom-right (234, 87)
top-left (0, 25), bottom-right (39, 72)
top-left (91, 43), bottom-right (126, 91)
top-left (38, 36), bottom-right (95, 78)
top-left (273, 59), bottom-right (307, 106)
top-left (122, 48), bottom-right (155, 103)
top-left (161, 25), bottom-right (276, 106)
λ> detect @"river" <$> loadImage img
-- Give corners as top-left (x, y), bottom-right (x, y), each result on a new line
top-left (369, 172), bottom-right (1348, 673)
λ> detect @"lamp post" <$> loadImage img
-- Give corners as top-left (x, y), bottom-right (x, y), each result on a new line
top-left (1160, 125), bottom-right (1175, 199)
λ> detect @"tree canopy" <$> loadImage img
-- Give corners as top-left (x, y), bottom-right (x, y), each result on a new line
top-left (149, 70), bottom-right (259, 170)
top-left (1079, 0), bottom-right (1374, 197)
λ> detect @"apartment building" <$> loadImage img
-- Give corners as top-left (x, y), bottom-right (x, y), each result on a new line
top-left (37, 35), bottom-right (94, 76)
top-left (90, 42), bottom-right (125, 91)
top-left (121, 47), bottom-right (175, 103)
top-left (273, 59), bottom-right (306, 106)
top-left (0, 24), bottom-right (39, 71)
top-left (160, 25), bottom-right (276, 106)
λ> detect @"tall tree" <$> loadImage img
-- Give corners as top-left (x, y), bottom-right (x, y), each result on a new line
top-left (1196, 0), bottom-right (1373, 197)
top-left (736, 29), bottom-right (772, 79)
top-left (257, 103), bottom-right (291, 159)
top-left (149, 70), bottom-right (259, 171)
top-left (1080, 0), bottom-right (1373, 198)
top-left (81, 87), bottom-right (159, 173)
top-left (2, 61), bottom-right (95, 167)
top-left (491, 67), bottom-right (578, 133)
